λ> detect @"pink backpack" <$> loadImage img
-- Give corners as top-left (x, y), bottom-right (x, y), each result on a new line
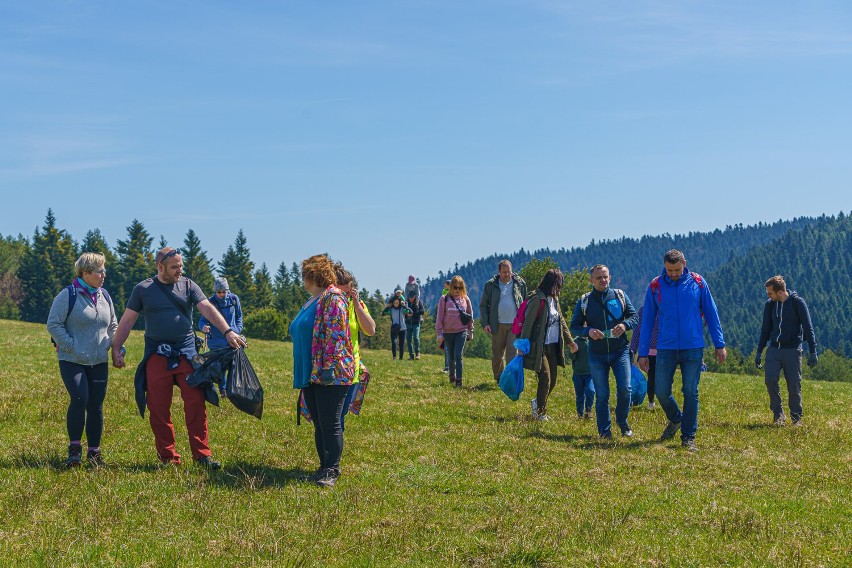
top-left (511, 297), bottom-right (545, 336)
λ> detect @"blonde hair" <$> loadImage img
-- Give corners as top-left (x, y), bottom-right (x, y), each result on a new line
top-left (449, 275), bottom-right (467, 298)
top-left (75, 252), bottom-right (106, 277)
top-left (301, 254), bottom-right (337, 289)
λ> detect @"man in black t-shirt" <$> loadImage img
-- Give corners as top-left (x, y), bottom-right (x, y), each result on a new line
top-left (112, 247), bottom-right (246, 469)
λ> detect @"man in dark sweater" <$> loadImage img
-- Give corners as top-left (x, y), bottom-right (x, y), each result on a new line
top-left (755, 275), bottom-right (818, 426)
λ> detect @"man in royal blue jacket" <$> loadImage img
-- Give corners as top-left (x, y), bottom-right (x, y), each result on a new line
top-left (637, 250), bottom-right (726, 452)
top-left (755, 275), bottom-right (817, 426)
top-left (570, 264), bottom-right (639, 439)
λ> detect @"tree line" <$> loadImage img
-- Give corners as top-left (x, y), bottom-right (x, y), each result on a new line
top-left (2, 209), bottom-right (849, 382)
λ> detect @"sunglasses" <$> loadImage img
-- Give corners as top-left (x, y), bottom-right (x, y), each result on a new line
top-left (158, 249), bottom-right (181, 263)
top-left (452, 285), bottom-right (462, 290)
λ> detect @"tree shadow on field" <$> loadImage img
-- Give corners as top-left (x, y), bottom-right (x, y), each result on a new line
top-left (207, 461), bottom-right (316, 489)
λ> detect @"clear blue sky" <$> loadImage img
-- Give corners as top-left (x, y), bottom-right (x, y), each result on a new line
top-left (2, 1), bottom-right (851, 294)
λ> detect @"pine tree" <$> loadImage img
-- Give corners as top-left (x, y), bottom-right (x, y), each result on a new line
top-left (181, 229), bottom-right (214, 295)
top-left (80, 229), bottom-right (118, 270)
top-left (273, 261), bottom-right (292, 314)
top-left (114, 219), bottom-right (155, 316)
top-left (18, 209), bottom-right (78, 322)
top-left (253, 263), bottom-right (275, 310)
top-left (218, 229), bottom-right (256, 310)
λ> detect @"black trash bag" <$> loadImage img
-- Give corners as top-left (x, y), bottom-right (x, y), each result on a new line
top-left (187, 347), bottom-right (237, 392)
top-left (227, 347), bottom-right (264, 419)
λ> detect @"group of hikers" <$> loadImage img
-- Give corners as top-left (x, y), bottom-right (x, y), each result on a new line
top-left (47, 246), bottom-right (817, 489)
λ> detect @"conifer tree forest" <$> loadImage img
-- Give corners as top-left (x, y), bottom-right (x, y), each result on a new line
top-left (1, 209), bottom-right (849, 381)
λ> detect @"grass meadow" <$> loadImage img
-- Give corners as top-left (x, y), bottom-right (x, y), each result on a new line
top-left (0, 319), bottom-right (850, 567)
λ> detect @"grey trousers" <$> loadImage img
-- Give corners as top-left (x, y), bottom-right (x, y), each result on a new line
top-left (764, 346), bottom-right (803, 421)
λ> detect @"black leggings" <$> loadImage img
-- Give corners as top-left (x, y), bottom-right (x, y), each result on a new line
top-left (391, 328), bottom-right (406, 358)
top-left (302, 384), bottom-right (349, 471)
top-left (58, 361), bottom-right (109, 447)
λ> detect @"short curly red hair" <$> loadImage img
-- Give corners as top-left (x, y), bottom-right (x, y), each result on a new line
top-left (301, 254), bottom-right (337, 288)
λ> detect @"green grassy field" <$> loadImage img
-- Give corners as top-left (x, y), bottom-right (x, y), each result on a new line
top-left (0, 320), bottom-right (849, 567)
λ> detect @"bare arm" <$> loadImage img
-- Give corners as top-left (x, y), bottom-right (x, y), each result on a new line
top-left (354, 301), bottom-right (376, 337)
top-left (197, 299), bottom-right (247, 348)
top-left (111, 308), bottom-right (140, 368)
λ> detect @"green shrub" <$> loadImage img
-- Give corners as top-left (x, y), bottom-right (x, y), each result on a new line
top-left (243, 307), bottom-right (289, 341)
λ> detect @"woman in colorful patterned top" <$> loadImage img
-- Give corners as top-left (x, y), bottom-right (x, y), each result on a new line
top-left (289, 254), bottom-right (355, 488)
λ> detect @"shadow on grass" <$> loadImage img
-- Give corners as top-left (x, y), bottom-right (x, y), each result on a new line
top-left (208, 461), bottom-right (316, 489)
top-left (741, 423), bottom-right (776, 431)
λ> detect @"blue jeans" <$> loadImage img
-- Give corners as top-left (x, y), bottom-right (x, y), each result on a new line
top-left (572, 373), bottom-right (595, 417)
top-left (406, 323), bottom-right (421, 357)
top-left (443, 332), bottom-right (467, 381)
top-left (655, 348), bottom-right (703, 441)
top-left (588, 349), bottom-right (632, 435)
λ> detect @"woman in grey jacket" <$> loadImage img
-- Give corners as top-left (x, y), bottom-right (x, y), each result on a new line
top-left (46, 252), bottom-right (118, 467)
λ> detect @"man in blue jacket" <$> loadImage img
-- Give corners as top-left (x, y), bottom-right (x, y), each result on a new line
top-left (570, 264), bottom-right (639, 439)
top-left (755, 275), bottom-right (817, 426)
top-left (199, 277), bottom-right (244, 350)
top-left (638, 249), bottom-right (726, 452)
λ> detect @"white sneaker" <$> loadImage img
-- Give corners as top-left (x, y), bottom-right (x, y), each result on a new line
top-left (648, 401), bottom-right (655, 410)
top-left (536, 413), bottom-right (551, 422)
top-left (531, 398), bottom-right (539, 419)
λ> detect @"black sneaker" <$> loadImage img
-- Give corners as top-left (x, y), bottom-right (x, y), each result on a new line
top-left (315, 468), bottom-right (340, 488)
top-left (87, 449), bottom-right (104, 468)
top-left (66, 444), bottom-right (82, 468)
top-left (660, 421), bottom-right (681, 441)
top-left (195, 456), bottom-right (221, 470)
top-left (599, 432), bottom-right (613, 440)
top-left (682, 438), bottom-right (698, 452)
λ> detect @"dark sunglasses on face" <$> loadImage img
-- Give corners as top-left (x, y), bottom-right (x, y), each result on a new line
top-left (452, 286), bottom-right (462, 290)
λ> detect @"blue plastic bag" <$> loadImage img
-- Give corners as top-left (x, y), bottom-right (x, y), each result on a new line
top-left (499, 339), bottom-right (530, 401)
top-left (630, 364), bottom-right (648, 406)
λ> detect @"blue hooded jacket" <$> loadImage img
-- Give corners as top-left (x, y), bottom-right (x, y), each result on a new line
top-left (198, 292), bottom-right (243, 349)
top-left (638, 270), bottom-right (725, 355)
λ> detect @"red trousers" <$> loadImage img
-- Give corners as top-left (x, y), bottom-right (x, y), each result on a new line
top-left (145, 355), bottom-right (211, 463)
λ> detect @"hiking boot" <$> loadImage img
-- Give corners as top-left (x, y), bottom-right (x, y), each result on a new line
top-left (531, 398), bottom-right (539, 420)
top-left (583, 410), bottom-right (592, 420)
top-left (87, 449), bottom-right (104, 468)
top-left (66, 444), bottom-right (82, 468)
top-left (409, 355), bottom-right (414, 360)
top-left (315, 468), bottom-right (340, 488)
top-left (620, 427), bottom-right (634, 438)
top-left (415, 354), bottom-right (420, 360)
top-left (660, 421), bottom-right (681, 441)
top-left (442, 367), bottom-right (449, 373)
top-left (792, 418), bottom-right (803, 427)
top-left (774, 413), bottom-right (787, 426)
top-left (648, 401), bottom-right (655, 410)
top-left (599, 432), bottom-right (613, 440)
top-left (195, 456), bottom-right (221, 470)
top-left (682, 438), bottom-right (698, 452)
top-left (536, 413), bottom-right (551, 422)
top-left (454, 378), bottom-right (462, 388)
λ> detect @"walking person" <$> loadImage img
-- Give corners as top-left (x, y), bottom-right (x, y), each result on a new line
top-left (404, 275), bottom-right (422, 301)
top-left (405, 291), bottom-right (425, 360)
top-left (436, 275), bottom-right (475, 387)
top-left (198, 277), bottom-right (243, 350)
top-left (571, 336), bottom-right (595, 420)
top-left (441, 279), bottom-right (451, 372)
top-left (519, 269), bottom-right (579, 420)
top-left (479, 259), bottom-right (527, 382)
top-left (570, 264), bottom-right (638, 438)
top-left (629, 305), bottom-right (659, 409)
top-left (637, 250), bottom-right (726, 452)
top-left (382, 296), bottom-right (411, 360)
top-left (111, 247), bottom-right (246, 469)
top-left (289, 254), bottom-right (355, 488)
top-left (47, 252), bottom-right (118, 467)
top-left (755, 275), bottom-right (818, 426)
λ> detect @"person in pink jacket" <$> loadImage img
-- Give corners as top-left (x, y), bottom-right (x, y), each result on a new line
top-left (436, 275), bottom-right (475, 387)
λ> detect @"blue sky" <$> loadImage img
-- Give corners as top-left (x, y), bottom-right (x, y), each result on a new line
top-left (2, 1), bottom-right (851, 294)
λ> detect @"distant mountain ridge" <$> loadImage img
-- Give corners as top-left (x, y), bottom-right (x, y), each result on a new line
top-left (421, 213), bottom-right (850, 355)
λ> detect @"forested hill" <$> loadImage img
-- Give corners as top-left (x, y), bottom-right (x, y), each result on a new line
top-left (422, 216), bottom-right (822, 312)
top-left (709, 212), bottom-right (851, 356)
